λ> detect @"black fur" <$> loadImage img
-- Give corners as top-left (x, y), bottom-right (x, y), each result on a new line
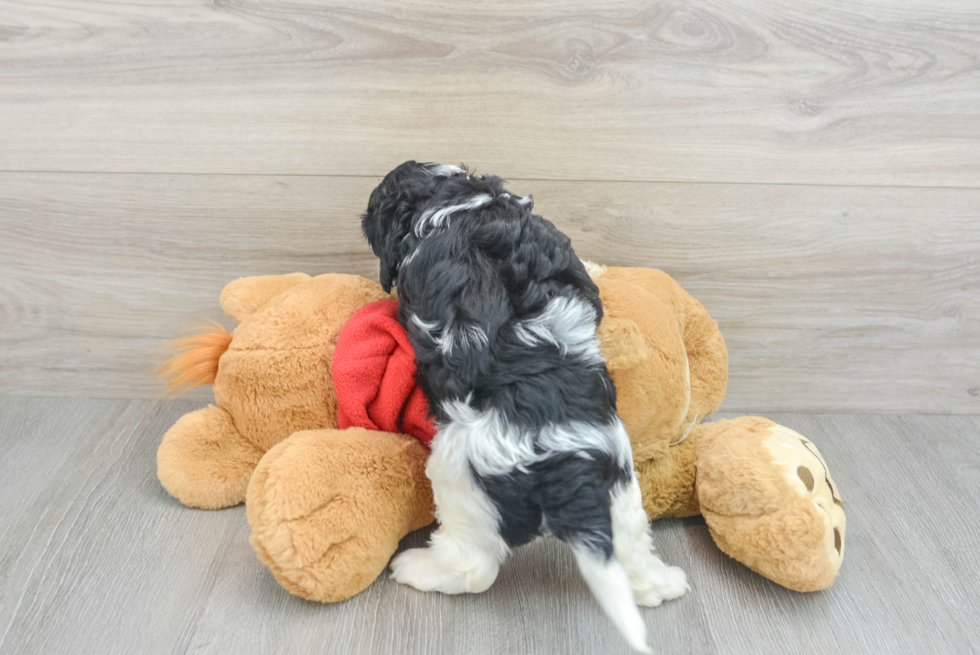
top-left (476, 452), bottom-right (631, 553)
top-left (362, 161), bottom-right (626, 551)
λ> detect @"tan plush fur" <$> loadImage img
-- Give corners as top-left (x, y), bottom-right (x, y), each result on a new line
top-left (158, 267), bottom-right (845, 601)
top-left (696, 417), bottom-right (845, 591)
top-left (247, 428), bottom-right (433, 602)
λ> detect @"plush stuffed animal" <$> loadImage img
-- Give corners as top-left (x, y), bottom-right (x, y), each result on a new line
top-left (158, 266), bottom-right (845, 603)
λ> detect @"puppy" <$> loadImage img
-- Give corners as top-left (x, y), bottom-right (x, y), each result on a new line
top-left (362, 162), bottom-right (688, 652)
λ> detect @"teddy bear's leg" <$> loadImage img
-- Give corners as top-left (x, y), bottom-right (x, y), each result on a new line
top-left (219, 272), bottom-right (312, 323)
top-left (246, 427), bottom-right (434, 603)
top-left (695, 417), bottom-right (845, 592)
top-left (157, 405), bottom-right (264, 509)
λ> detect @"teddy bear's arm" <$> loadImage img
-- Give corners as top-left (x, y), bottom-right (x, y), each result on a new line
top-left (597, 317), bottom-right (650, 372)
top-left (219, 273), bottom-right (312, 323)
top-left (596, 266), bottom-right (728, 420)
top-left (681, 298), bottom-right (729, 422)
top-left (158, 404), bottom-right (264, 509)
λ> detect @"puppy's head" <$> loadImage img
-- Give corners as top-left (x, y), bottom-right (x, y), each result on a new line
top-left (362, 161), bottom-right (468, 291)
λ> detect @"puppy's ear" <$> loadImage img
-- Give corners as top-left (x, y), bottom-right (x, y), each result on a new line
top-left (362, 161), bottom-right (429, 292)
top-left (362, 211), bottom-right (395, 292)
top-left (378, 250), bottom-right (399, 293)
top-left (597, 317), bottom-right (650, 371)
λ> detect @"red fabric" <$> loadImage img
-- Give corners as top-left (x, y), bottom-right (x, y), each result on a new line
top-left (332, 300), bottom-right (435, 446)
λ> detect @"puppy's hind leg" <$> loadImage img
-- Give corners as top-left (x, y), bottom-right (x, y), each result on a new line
top-left (539, 453), bottom-right (651, 653)
top-left (611, 473), bottom-right (690, 606)
top-left (389, 432), bottom-right (508, 594)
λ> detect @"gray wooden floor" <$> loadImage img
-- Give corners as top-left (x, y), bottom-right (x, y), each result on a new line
top-left (1, 398), bottom-right (977, 655)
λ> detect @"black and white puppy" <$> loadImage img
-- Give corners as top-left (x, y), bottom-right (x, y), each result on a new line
top-left (362, 162), bottom-right (688, 653)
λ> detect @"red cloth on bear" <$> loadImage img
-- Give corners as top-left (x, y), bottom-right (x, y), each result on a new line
top-left (332, 300), bottom-right (436, 446)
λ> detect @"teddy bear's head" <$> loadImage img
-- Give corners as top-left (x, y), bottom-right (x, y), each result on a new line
top-left (213, 274), bottom-right (390, 453)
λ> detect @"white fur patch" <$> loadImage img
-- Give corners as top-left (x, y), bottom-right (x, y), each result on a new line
top-left (513, 296), bottom-right (604, 365)
top-left (401, 246), bottom-right (421, 267)
top-left (572, 546), bottom-right (652, 653)
top-left (438, 324), bottom-right (489, 356)
top-left (426, 163), bottom-right (465, 177)
top-left (439, 399), bottom-right (632, 477)
top-left (410, 313), bottom-right (439, 334)
top-left (538, 418), bottom-right (632, 469)
top-left (415, 194), bottom-right (492, 237)
top-left (390, 417), bottom-right (509, 594)
top-left (500, 192), bottom-right (532, 207)
top-left (438, 400), bottom-right (535, 475)
top-left (410, 314), bottom-right (488, 356)
top-left (610, 475), bottom-right (689, 607)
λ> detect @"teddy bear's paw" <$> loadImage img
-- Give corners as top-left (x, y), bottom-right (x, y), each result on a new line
top-left (246, 427), bottom-right (436, 603)
top-left (632, 565), bottom-right (689, 607)
top-left (390, 543), bottom-right (498, 595)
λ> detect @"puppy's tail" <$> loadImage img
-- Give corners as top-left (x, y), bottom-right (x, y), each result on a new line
top-left (542, 443), bottom-right (651, 651)
top-left (157, 322), bottom-right (232, 394)
top-left (572, 546), bottom-right (651, 653)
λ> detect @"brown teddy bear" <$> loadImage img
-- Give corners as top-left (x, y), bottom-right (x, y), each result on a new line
top-left (157, 266), bottom-right (845, 603)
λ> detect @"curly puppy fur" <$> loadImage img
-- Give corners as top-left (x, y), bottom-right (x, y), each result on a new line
top-left (362, 162), bottom-right (687, 652)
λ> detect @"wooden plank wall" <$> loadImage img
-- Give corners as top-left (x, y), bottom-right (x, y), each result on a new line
top-left (1, 0), bottom-right (978, 413)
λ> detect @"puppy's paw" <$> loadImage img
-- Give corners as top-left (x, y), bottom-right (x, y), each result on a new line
top-left (390, 547), bottom-right (441, 591)
top-left (633, 565), bottom-right (690, 607)
top-left (390, 546), bottom-right (497, 594)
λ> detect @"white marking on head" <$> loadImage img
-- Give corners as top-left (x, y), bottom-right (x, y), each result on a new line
top-left (513, 296), bottom-right (604, 365)
top-left (415, 194), bottom-right (493, 237)
top-left (426, 163), bottom-right (465, 177)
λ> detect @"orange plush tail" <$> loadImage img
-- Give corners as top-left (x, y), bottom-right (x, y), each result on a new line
top-left (157, 322), bottom-right (233, 394)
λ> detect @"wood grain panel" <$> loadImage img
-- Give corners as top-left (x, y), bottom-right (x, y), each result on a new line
top-left (1, 0), bottom-right (979, 186)
top-left (1, 172), bottom-right (977, 413)
top-left (1, 401), bottom-right (978, 654)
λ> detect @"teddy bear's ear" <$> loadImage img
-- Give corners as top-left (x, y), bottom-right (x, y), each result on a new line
top-left (220, 273), bottom-right (311, 323)
top-left (597, 317), bottom-right (650, 371)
